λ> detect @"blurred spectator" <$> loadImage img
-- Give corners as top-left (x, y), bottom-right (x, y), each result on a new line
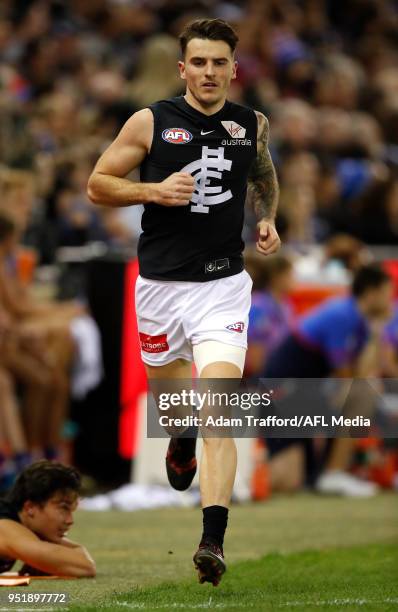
top-left (278, 184), bottom-right (320, 248)
top-left (0, 212), bottom-right (71, 462)
top-left (381, 307), bottom-right (398, 378)
top-left (55, 159), bottom-right (134, 248)
top-left (322, 234), bottom-right (371, 273)
top-left (0, 168), bottom-right (36, 236)
top-left (128, 34), bottom-right (184, 108)
top-left (347, 173), bottom-right (398, 244)
top-left (291, 233), bottom-right (371, 292)
top-left (273, 99), bottom-right (317, 154)
top-left (262, 264), bottom-right (394, 497)
top-left (314, 54), bottom-right (365, 111)
top-left (0, 314), bottom-right (30, 491)
top-left (0, 166), bottom-right (53, 262)
top-left (245, 251), bottom-right (295, 377)
top-left (0, 211), bottom-right (102, 465)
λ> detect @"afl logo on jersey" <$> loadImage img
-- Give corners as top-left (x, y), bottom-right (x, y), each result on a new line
top-left (162, 128), bottom-right (193, 144)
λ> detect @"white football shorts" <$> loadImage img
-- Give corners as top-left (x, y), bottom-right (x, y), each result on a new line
top-left (135, 270), bottom-right (252, 367)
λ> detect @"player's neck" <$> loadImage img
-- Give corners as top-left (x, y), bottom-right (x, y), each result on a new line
top-left (183, 92), bottom-right (226, 116)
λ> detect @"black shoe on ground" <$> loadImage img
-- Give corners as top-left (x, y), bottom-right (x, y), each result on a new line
top-left (165, 438), bottom-right (197, 491)
top-left (193, 539), bottom-right (226, 586)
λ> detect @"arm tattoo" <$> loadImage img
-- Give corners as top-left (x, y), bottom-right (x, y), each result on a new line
top-left (247, 112), bottom-right (279, 221)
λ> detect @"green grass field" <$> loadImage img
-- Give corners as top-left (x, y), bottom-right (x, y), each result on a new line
top-left (2, 493), bottom-right (397, 611)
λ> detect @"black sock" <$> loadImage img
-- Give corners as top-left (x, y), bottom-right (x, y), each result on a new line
top-left (201, 505), bottom-right (228, 548)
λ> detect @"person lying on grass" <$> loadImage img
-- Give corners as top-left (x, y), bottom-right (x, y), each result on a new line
top-left (0, 460), bottom-right (95, 577)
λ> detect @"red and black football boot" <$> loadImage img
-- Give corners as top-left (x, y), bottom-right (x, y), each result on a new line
top-left (193, 539), bottom-right (226, 586)
top-left (165, 437), bottom-right (197, 491)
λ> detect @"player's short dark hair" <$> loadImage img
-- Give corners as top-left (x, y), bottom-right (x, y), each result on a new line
top-left (179, 19), bottom-right (239, 56)
top-left (352, 263), bottom-right (391, 297)
top-left (7, 461), bottom-right (81, 511)
top-left (0, 212), bottom-right (15, 242)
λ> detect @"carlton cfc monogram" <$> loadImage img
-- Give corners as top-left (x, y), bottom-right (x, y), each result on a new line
top-left (180, 146), bottom-right (233, 214)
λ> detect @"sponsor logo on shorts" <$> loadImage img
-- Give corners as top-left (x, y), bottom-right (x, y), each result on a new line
top-left (139, 332), bottom-right (169, 353)
top-left (205, 258), bottom-right (230, 273)
top-left (226, 321), bottom-right (245, 333)
top-left (162, 128), bottom-right (193, 144)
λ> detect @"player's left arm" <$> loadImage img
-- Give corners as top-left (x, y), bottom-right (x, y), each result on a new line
top-left (18, 538), bottom-right (81, 576)
top-left (248, 111), bottom-right (281, 256)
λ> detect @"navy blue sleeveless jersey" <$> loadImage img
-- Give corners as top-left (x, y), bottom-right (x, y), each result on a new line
top-left (0, 497), bottom-right (19, 572)
top-left (138, 96), bottom-right (257, 281)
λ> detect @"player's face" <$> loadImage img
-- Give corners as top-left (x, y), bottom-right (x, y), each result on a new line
top-left (179, 38), bottom-right (237, 109)
top-left (24, 491), bottom-right (78, 543)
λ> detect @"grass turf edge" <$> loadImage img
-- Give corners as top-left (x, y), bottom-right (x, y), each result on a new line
top-left (66, 542), bottom-right (398, 612)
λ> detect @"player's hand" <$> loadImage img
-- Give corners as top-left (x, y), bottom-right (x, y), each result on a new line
top-left (256, 218), bottom-right (281, 255)
top-left (152, 172), bottom-right (194, 207)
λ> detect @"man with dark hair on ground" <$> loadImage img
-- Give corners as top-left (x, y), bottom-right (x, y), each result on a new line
top-left (0, 461), bottom-right (96, 577)
top-left (88, 18), bottom-right (280, 585)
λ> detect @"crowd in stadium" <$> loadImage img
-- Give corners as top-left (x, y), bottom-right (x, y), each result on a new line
top-left (0, 0), bottom-right (397, 496)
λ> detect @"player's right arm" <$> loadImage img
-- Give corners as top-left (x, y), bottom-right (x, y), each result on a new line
top-left (87, 109), bottom-right (193, 208)
top-left (0, 520), bottom-right (96, 577)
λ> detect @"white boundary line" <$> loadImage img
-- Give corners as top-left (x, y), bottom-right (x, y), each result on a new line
top-left (114, 598), bottom-right (398, 609)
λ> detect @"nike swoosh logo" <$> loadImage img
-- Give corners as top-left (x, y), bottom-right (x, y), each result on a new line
top-left (200, 130), bottom-right (214, 135)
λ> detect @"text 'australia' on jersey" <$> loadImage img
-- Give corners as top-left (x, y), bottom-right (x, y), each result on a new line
top-left (138, 96), bottom-right (257, 282)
